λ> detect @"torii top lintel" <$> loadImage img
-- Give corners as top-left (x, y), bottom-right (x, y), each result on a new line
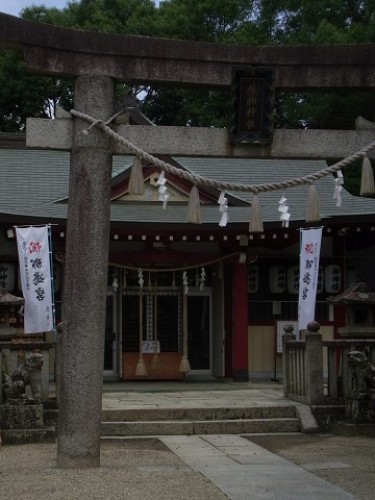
top-left (1, 11), bottom-right (375, 88)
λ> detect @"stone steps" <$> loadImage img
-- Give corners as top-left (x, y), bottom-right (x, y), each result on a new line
top-left (3, 401), bottom-right (302, 443)
top-left (101, 405), bottom-right (297, 422)
top-left (101, 417), bottom-right (301, 436)
top-left (44, 404), bottom-right (302, 437)
top-left (100, 405), bottom-right (301, 436)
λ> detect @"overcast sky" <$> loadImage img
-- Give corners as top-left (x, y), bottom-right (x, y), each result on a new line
top-left (1, 1), bottom-right (160, 17)
top-left (1, 1), bottom-right (70, 17)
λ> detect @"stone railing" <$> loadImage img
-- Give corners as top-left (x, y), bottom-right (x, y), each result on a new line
top-left (283, 322), bottom-right (375, 405)
top-left (0, 341), bottom-right (55, 404)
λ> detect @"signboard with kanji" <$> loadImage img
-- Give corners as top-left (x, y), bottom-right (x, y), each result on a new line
top-left (231, 66), bottom-right (275, 144)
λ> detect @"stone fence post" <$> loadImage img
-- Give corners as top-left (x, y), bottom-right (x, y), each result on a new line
top-left (282, 324), bottom-right (296, 398)
top-left (305, 321), bottom-right (324, 405)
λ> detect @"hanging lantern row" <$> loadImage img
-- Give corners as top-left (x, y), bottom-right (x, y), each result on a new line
top-left (249, 263), bottom-right (341, 295)
top-left (0, 262), bottom-right (61, 293)
top-left (0, 263), bottom-right (15, 292)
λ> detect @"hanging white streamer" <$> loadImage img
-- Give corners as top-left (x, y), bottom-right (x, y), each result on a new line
top-left (112, 274), bottom-right (118, 292)
top-left (278, 194), bottom-right (291, 227)
top-left (137, 268), bottom-right (144, 288)
top-left (333, 170), bottom-right (344, 207)
top-left (182, 271), bottom-right (189, 295)
top-left (218, 191), bottom-right (228, 227)
top-left (157, 171), bottom-right (169, 209)
top-left (199, 267), bottom-right (206, 291)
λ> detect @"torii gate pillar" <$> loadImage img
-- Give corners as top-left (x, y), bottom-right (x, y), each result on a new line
top-left (57, 75), bottom-right (114, 468)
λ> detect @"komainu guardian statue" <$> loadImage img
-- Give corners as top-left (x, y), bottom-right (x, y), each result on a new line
top-left (1, 352), bottom-right (44, 404)
top-left (348, 350), bottom-right (375, 399)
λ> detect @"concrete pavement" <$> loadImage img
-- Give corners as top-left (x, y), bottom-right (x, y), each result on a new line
top-left (98, 380), bottom-right (356, 499)
top-left (160, 434), bottom-right (354, 500)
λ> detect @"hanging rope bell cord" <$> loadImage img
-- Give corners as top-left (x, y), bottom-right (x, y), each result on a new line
top-left (151, 284), bottom-right (160, 369)
top-left (135, 289), bottom-right (147, 376)
top-left (179, 292), bottom-right (191, 373)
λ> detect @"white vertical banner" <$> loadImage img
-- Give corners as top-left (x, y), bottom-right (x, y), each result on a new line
top-left (298, 227), bottom-right (323, 331)
top-left (16, 226), bottom-right (53, 333)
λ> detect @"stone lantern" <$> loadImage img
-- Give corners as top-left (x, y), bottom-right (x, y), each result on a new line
top-left (328, 282), bottom-right (375, 337)
top-left (0, 286), bottom-right (24, 339)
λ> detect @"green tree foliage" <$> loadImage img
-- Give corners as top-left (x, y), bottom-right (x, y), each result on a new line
top-left (142, 0), bottom-right (259, 125)
top-left (142, 87), bottom-right (230, 127)
top-left (256, 0), bottom-right (375, 131)
top-left (263, 0), bottom-right (375, 45)
top-left (2, 0), bottom-right (375, 136)
top-left (0, 1), bottom-right (160, 132)
top-left (155, 0), bottom-right (258, 42)
top-left (20, 5), bottom-right (73, 25)
top-left (57, 0), bottom-right (157, 34)
top-left (0, 49), bottom-right (72, 132)
top-left (0, 6), bottom-right (73, 132)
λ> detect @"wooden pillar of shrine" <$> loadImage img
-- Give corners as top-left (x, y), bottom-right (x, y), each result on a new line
top-left (232, 261), bottom-right (249, 381)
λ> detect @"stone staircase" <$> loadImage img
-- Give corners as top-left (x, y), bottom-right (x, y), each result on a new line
top-left (100, 405), bottom-right (301, 436)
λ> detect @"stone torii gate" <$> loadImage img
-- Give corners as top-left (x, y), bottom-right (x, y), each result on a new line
top-left (1, 12), bottom-right (375, 468)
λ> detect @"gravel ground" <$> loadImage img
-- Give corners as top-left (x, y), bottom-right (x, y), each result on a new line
top-left (248, 433), bottom-right (375, 500)
top-left (2, 434), bottom-right (375, 500)
top-left (0, 438), bottom-right (228, 500)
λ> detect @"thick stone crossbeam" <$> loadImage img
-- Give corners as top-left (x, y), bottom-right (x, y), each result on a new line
top-left (26, 118), bottom-right (375, 159)
top-left (2, 12), bottom-right (375, 87)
